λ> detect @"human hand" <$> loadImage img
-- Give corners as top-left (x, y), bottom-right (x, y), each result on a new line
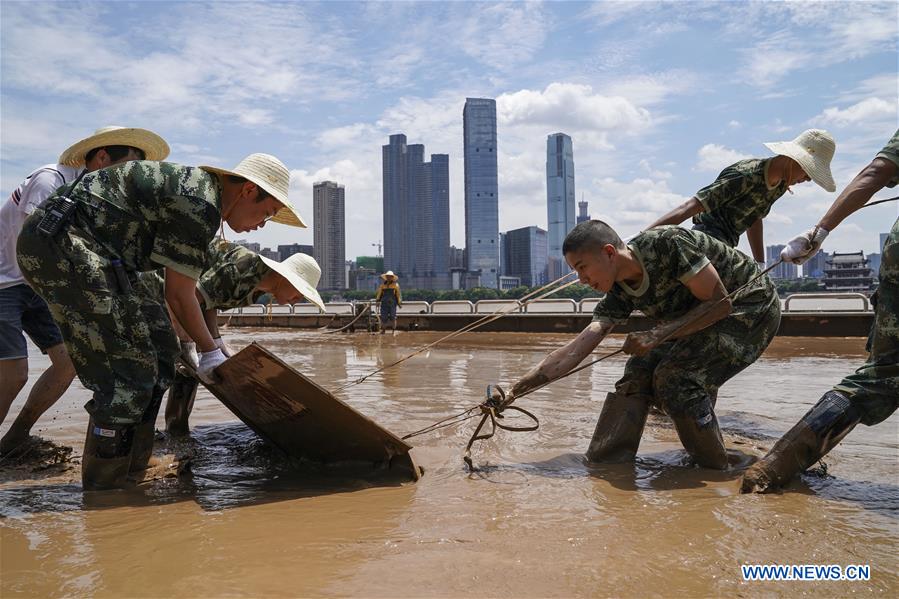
top-left (781, 227), bottom-right (829, 265)
top-left (197, 348), bottom-right (228, 384)
top-left (213, 336), bottom-right (234, 357)
top-left (622, 330), bottom-right (659, 356)
top-left (179, 340), bottom-right (198, 370)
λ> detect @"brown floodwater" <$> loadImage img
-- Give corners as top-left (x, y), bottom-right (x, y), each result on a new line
top-left (1, 330), bottom-right (897, 597)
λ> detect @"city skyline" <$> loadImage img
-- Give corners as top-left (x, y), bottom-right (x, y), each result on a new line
top-left (2, 2), bottom-right (895, 262)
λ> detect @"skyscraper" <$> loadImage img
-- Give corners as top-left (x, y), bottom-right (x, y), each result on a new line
top-left (577, 198), bottom-right (590, 224)
top-left (546, 133), bottom-right (576, 281)
top-left (313, 181), bottom-right (345, 290)
top-left (382, 134), bottom-right (450, 289)
top-left (504, 226), bottom-right (548, 287)
top-left (803, 249), bottom-right (828, 279)
top-left (766, 244), bottom-right (798, 279)
top-left (463, 97), bottom-right (499, 288)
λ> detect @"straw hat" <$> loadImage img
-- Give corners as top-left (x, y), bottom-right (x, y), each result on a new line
top-left (763, 129), bottom-right (836, 192)
top-left (381, 270), bottom-right (397, 280)
top-left (200, 153), bottom-right (307, 227)
top-left (259, 253), bottom-right (325, 312)
top-left (58, 126), bottom-right (170, 167)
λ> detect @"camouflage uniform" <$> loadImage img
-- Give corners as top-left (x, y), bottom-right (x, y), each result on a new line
top-left (16, 161), bottom-right (221, 425)
top-left (196, 239), bottom-right (270, 310)
top-left (593, 226), bottom-right (781, 418)
top-left (692, 158), bottom-right (787, 247)
top-left (832, 131), bottom-right (899, 424)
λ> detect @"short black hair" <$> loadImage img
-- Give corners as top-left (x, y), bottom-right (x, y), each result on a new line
top-left (227, 175), bottom-right (271, 202)
top-left (84, 145), bottom-right (145, 163)
top-left (562, 219), bottom-right (624, 255)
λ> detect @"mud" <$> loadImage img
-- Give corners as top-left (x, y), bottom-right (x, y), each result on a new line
top-left (1, 330), bottom-right (897, 597)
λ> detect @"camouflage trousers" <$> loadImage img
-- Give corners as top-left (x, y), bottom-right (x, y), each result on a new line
top-left (614, 292), bottom-right (781, 418)
top-left (833, 216), bottom-right (899, 425)
top-left (16, 212), bottom-right (178, 425)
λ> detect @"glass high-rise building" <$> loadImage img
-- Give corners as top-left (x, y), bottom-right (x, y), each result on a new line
top-left (546, 133), bottom-right (575, 281)
top-left (503, 226), bottom-right (548, 287)
top-left (313, 181), bottom-right (346, 290)
top-left (382, 134), bottom-right (450, 289)
top-left (463, 97), bottom-right (499, 288)
top-left (577, 199), bottom-right (590, 224)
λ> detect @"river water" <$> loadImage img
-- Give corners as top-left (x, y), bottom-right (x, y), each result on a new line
top-left (1, 330), bottom-right (897, 597)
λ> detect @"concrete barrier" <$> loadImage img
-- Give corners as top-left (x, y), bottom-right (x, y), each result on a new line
top-left (293, 303), bottom-right (323, 314)
top-left (475, 299), bottom-right (521, 314)
top-left (783, 293), bottom-right (870, 312)
top-left (525, 299), bottom-right (578, 313)
top-left (431, 301), bottom-right (475, 314)
top-left (398, 301), bottom-right (430, 314)
top-left (579, 298), bottom-right (600, 313)
top-left (323, 302), bottom-right (354, 315)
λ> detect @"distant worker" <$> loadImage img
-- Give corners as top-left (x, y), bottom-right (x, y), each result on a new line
top-left (375, 270), bottom-right (402, 335)
top-left (159, 239), bottom-right (325, 435)
top-left (646, 129), bottom-right (836, 264)
top-left (17, 153), bottom-right (306, 490)
top-left (496, 220), bottom-right (780, 469)
top-left (742, 129), bottom-right (899, 493)
top-left (0, 126), bottom-right (169, 456)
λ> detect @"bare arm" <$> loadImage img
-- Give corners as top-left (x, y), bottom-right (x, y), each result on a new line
top-left (166, 302), bottom-right (191, 342)
top-left (746, 218), bottom-right (765, 262)
top-left (819, 157), bottom-right (897, 231)
top-left (646, 197), bottom-right (703, 230)
top-left (194, 288), bottom-right (221, 338)
top-left (622, 263), bottom-right (732, 356)
top-left (165, 268), bottom-right (216, 352)
top-left (510, 320), bottom-right (614, 398)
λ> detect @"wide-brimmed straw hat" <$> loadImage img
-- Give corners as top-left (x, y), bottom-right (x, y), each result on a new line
top-left (259, 253), bottom-right (325, 312)
top-left (200, 153), bottom-right (307, 228)
top-left (58, 126), bottom-right (170, 167)
top-left (380, 270), bottom-right (397, 280)
top-left (764, 129), bottom-right (836, 192)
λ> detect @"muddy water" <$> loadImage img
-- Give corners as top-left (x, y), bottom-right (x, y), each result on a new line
top-left (1, 330), bottom-right (897, 597)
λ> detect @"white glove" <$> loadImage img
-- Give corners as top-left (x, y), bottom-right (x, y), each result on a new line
top-left (179, 340), bottom-right (198, 370)
top-left (781, 227), bottom-right (829, 265)
top-left (213, 336), bottom-right (234, 358)
top-left (756, 260), bottom-right (767, 271)
top-left (197, 348), bottom-right (228, 385)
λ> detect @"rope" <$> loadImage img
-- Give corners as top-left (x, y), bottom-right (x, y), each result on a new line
top-left (322, 305), bottom-right (367, 334)
top-left (861, 195), bottom-right (899, 208)
top-left (333, 271), bottom-right (580, 392)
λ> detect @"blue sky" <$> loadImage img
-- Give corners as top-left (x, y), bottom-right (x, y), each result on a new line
top-left (2, 0), bottom-right (897, 261)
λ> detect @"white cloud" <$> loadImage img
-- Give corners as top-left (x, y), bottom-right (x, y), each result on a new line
top-left (814, 98), bottom-right (897, 127)
top-left (695, 144), bottom-right (752, 173)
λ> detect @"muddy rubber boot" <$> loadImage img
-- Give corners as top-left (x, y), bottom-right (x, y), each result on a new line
top-left (741, 390), bottom-right (860, 494)
top-left (81, 418), bottom-right (136, 491)
top-left (130, 388), bottom-right (165, 474)
top-left (585, 392), bottom-right (651, 462)
top-left (670, 410), bottom-right (728, 470)
top-left (165, 371), bottom-right (198, 437)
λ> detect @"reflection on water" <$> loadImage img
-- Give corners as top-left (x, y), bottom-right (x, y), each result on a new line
top-left (1, 331), bottom-right (897, 596)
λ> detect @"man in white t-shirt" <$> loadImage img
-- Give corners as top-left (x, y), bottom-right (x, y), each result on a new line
top-left (0, 126), bottom-right (169, 455)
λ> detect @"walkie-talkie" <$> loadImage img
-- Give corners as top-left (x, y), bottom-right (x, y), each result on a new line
top-left (36, 169), bottom-right (87, 238)
top-left (37, 196), bottom-right (79, 237)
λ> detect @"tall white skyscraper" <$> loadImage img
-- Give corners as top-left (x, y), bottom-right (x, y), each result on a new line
top-left (463, 98), bottom-right (499, 288)
top-left (546, 133), bottom-right (575, 280)
top-left (313, 181), bottom-right (346, 290)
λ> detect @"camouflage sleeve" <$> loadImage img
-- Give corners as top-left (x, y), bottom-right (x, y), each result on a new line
top-left (135, 269), bottom-right (165, 304)
top-left (150, 195), bottom-right (220, 280)
top-left (875, 129), bottom-right (899, 188)
top-left (592, 289), bottom-right (632, 325)
top-left (666, 229), bottom-right (711, 284)
top-left (693, 163), bottom-right (755, 213)
top-left (197, 263), bottom-right (243, 310)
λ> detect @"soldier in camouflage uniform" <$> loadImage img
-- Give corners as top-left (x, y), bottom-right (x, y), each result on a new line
top-left (499, 220), bottom-right (780, 469)
top-left (646, 130), bottom-right (837, 263)
top-left (16, 154), bottom-right (305, 490)
top-left (159, 238), bottom-right (324, 435)
top-left (742, 130), bottom-right (899, 493)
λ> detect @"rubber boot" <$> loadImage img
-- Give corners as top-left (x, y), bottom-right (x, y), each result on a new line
top-left (670, 409), bottom-right (728, 470)
top-left (81, 418), bottom-right (136, 491)
top-left (129, 388), bottom-right (164, 474)
top-left (165, 371), bottom-right (198, 437)
top-left (741, 390), bottom-right (860, 493)
top-left (585, 392), bottom-right (651, 463)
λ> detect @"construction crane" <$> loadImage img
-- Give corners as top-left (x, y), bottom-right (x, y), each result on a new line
top-left (371, 240), bottom-right (382, 257)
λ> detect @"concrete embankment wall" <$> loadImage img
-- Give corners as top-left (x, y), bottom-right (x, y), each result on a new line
top-left (219, 311), bottom-right (873, 337)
